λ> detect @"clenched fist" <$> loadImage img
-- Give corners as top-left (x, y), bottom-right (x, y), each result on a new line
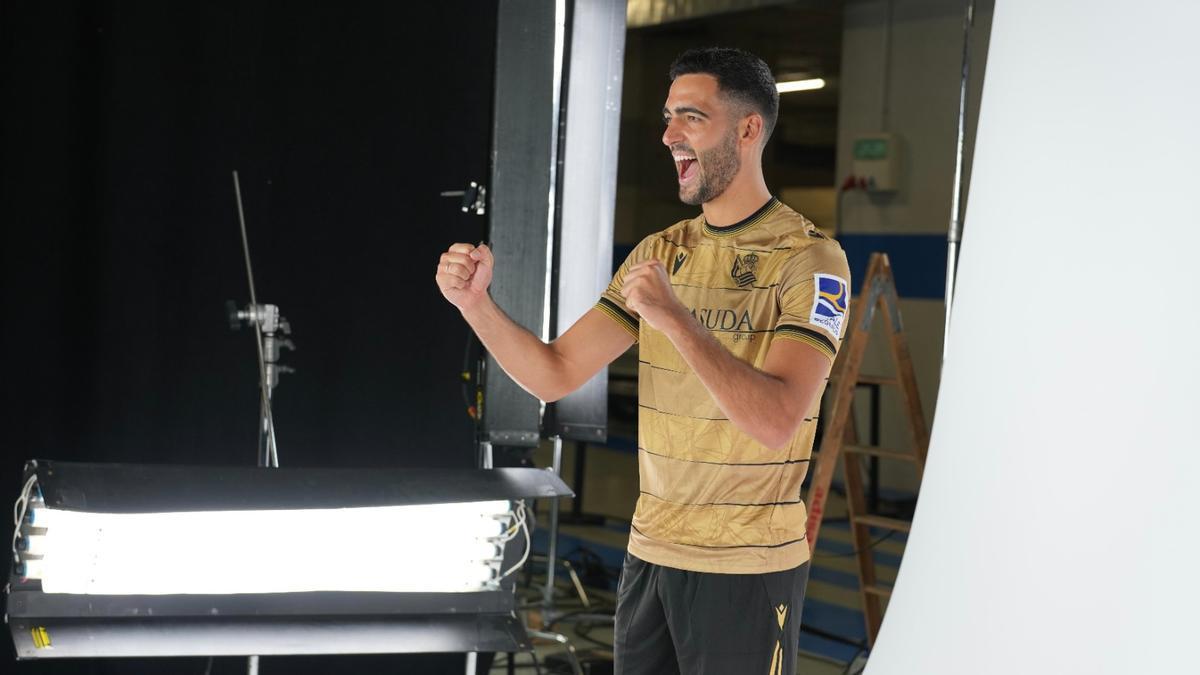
top-left (435, 242), bottom-right (494, 312)
top-left (621, 260), bottom-right (687, 332)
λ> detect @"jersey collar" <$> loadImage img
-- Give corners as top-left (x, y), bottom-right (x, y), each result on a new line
top-left (702, 197), bottom-right (780, 238)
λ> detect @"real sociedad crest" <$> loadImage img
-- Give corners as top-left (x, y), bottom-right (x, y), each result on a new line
top-left (730, 253), bottom-right (759, 287)
top-left (810, 273), bottom-right (849, 336)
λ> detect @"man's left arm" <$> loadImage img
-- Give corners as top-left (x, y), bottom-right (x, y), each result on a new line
top-left (621, 260), bottom-right (834, 450)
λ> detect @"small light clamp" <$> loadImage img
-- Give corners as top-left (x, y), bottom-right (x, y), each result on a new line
top-left (440, 181), bottom-right (487, 215)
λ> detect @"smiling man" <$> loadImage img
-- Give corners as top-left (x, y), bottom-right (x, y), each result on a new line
top-left (436, 47), bottom-right (850, 674)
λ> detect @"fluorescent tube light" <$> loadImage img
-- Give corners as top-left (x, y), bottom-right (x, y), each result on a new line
top-left (776, 78), bottom-right (826, 93)
top-left (23, 501), bottom-right (514, 595)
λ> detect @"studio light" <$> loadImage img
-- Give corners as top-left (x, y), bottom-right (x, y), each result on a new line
top-left (7, 460), bottom-right (571, 659)
top-left (775, 77), bottom-right (826, 93)
top-left (20, 501), bottom-right (517, 595)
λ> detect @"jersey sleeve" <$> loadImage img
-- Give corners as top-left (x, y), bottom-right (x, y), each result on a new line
top-left (593, 235), bottom-right (658, 340)
top-left (773, 242), bottom-right (852, 361)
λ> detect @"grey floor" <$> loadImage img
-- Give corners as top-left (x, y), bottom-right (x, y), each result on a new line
top-left (488, 569), bottom-right (855, 675)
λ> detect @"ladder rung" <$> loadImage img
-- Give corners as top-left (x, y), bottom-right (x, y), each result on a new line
top-left (853, 514), bottom-right (911, 533)
top-left (831, 373), bottom-right (898, 386)
top-left (844, 445), bottom-right (918, 462)
top-left (863, 583), bottom-right (893, 598)
top-left (855, 374), bottom-right (899, 386)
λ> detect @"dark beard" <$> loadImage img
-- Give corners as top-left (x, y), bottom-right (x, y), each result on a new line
top-left (680, 130), bottom-right (740, 206)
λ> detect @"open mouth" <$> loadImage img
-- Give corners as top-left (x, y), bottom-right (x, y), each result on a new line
top-left (674, 154), bottom-right (698, 184)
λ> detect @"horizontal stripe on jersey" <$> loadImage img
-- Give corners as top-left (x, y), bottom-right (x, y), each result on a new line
top-left (596, 197), bottom-right (851, 574)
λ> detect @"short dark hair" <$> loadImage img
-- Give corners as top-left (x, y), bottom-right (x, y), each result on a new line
top-left (668, 47), bottom-right (779, 141)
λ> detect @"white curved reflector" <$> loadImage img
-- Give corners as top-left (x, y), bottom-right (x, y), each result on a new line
top-left (868, 2), bottom-right (1200, 673)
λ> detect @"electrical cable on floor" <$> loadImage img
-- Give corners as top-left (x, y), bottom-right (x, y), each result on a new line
top-left (573, 620), bottom-right (613, 650)
top-left (507, 505), bottom-right (892, 670)
top-left (487, 654), bottom-right (544, 673)
top-left (544, 606), bottom-right (615, 624)
top-left (517, 574), bottom-right (612, 610)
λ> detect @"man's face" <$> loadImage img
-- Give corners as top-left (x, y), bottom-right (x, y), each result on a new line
top-left (662, 73), bottom-right (742, 206)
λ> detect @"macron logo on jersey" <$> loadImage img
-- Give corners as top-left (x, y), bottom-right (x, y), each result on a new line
top-left (810, 273), bottom-right (849, 337)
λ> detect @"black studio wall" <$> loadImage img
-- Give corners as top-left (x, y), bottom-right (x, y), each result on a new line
top-left (1, 2), bottom-right (498, 673)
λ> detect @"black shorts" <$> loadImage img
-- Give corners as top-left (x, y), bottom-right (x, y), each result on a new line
top-left (613, 552), bottom-right (810, 675)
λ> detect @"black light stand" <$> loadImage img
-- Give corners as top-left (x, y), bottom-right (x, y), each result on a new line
top-left (225, 169), bottom-right (294, 675)
top-left (226, 170), bottom-right (294, 472)
top-left (226, 300), bottom-right (294, 468)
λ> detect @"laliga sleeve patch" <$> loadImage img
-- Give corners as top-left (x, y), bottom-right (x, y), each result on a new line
top-left (810, 273), bottom-right (849, 337)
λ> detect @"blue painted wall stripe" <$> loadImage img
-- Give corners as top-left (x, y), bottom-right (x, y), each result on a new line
top-left (837, 233), bottom-right (948, 300)
top-left (801, 597), bottom-right (868, 641)
top-left (800, 631), bottom-right (865, 663)
top-left (809, 565), bottom-right (861, 589)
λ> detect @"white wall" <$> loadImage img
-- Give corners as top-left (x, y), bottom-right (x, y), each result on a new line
top-left (838, 0), bottom-right (993, 236)
top-left (835, 0), bottom-right (994, 491)
top-left (868, 1), bottom-right (1200, 672)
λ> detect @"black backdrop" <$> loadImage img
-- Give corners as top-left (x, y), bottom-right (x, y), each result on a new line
top-left (1, 1), bottom-right (498, 672)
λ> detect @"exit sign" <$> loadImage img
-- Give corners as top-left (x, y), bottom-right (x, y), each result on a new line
top-left (851, 133), bottom-right (899, 192)
top-left (854, 138), bottom-right (890, 160)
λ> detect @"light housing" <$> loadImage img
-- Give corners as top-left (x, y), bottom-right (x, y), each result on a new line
top-left (7, 459), bottom-right (571, 659)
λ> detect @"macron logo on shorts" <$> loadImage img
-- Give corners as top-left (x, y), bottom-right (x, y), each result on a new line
top-left (810, 273), bottom-right (849, 337)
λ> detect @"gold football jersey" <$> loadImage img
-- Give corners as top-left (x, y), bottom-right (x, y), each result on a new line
top-left (595, 197), bottom-right (851, 574)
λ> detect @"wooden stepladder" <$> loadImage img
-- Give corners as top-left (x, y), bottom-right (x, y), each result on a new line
top-left (804, 252), bottom-right (930, 646)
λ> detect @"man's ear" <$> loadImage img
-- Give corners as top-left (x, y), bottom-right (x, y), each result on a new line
top-left (740, 113), bottom-right (764, 147)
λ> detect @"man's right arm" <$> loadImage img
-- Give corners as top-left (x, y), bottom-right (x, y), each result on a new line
top-left (436, 243), bottom-right (635, 402)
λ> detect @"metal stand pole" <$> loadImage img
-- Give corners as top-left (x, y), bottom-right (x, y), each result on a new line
top-left (944, 0), bottom-right (976, 362)
top-left (258, 386), bottom-right (275, 468)
top-left (527, 629), bottom-right (584, 675)
top-left (231, 170), bottom-right (292, 674)
top-left (542, 436), bottom-right (562, 606)
top-left (470, 441), bottom-right (491, 675)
